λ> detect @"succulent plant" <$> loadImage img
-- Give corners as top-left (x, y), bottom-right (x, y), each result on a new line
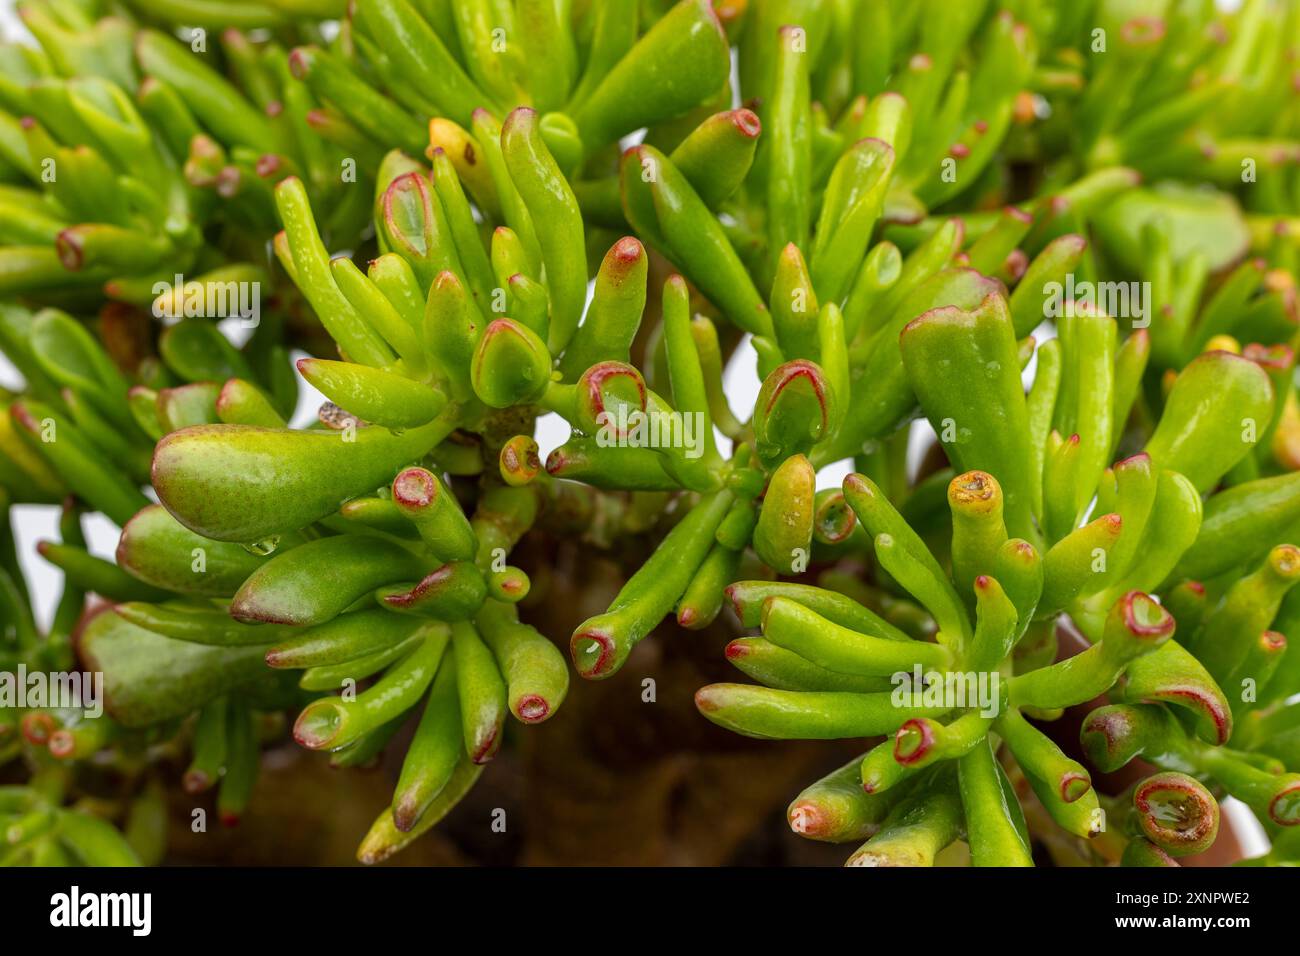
top-left (3, 0), bottom-right (1300, 870)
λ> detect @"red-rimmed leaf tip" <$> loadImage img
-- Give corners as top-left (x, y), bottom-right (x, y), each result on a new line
top-left (46, 730), bottom-right (75, 759)
top-left (571, 629), bottom-right (616, 679)
top-left (1268, 781), bottom-right (1300, 825)
top-left (893, 718), bottom-right (936, 765)
top-left (732, 109), bottom-right (761, 138)
top-left (1061, 772), bottom-right (1091, 803)
top-left (1133, 772), bottom-right (1218, 856)
top-left (292, 700), bottom-right (345, 750)
top-left (392, 467), bottom-right (436, 509)
top-left (54, 229), bottom-right (84, 270)
top-left (1118, 590), bottom-right (1175, 640)
top-left (516, 695), bottom-right (550, 723)
top-left (20, 712), bottom-right (55, 745)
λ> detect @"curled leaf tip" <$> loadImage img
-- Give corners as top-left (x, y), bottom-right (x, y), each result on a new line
top-left (571, 628), bottom-right (617, 679)
top-left (21, 712), bottom-right (54, 745)
top-left (515, 695), bottom-right (550, 724)
top-left (47, 731), bottom-right (75, 759)
top-left (500, 436), bottom-right (542, 486)
top-left (1061, 772), bottom-right (1091, 803)
top-left (1160, 686), bottom-right (1231, 745)
top-left (1269, 782), bottom-right (1300, 826)
top-left (1133, 772), bottom-right (1219, 856)
top-left (949, 470), bottom-right (1001, 511)
top-left (753, 360), bottom-right (834, 463)
top-left (732, 109), bottom-right (761, 138)
top-left (893, 718), bottom-right (936, 765)
top-left (392, 467), bottom-right (436, 509)
top-left (1118, 590), bottom-right (1175, 642)
top-left (576, 361), bottom-right (647, 435)
top-left (293, 700), bottom-right (345, 750)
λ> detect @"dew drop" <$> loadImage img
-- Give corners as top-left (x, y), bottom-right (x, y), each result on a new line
top-left (243, 536), bottom-right (280, 556)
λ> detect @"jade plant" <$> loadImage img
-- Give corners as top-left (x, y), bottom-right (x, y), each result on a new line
top-left (1, 492), bottom-right (170, 866)
top-left (0, 2), bottom-right (367, 306)
top-left (3, 0), bottom-right (1300, 868)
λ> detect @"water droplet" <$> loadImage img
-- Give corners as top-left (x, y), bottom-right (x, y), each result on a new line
top-left (243, 536), bottom-right (280, 556)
